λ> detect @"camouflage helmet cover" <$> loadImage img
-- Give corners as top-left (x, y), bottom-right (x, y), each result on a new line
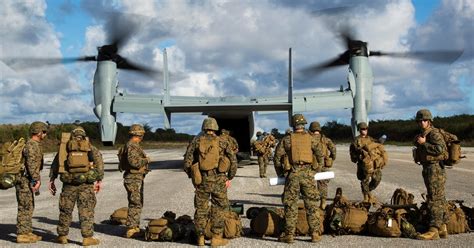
top-left (29, 121), bottom-right (48, 134)
top-left (71, 126), bottom-right (86, 137)
top-left (201, 117), bottom-right (219, 131)
top-left (292, 114), bottom-right (307, 127)
top-left (129, 124), bottom-right (145, 136)
top-left (309, 121), bottom-right (321, 132)
top-left (357, 122), bottom-right (368, 129)
top-left (415, 109), bottom-right (433, 121)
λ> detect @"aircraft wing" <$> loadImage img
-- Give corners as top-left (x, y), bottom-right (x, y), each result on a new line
top-left (113, 89), bottom-right (353, 114)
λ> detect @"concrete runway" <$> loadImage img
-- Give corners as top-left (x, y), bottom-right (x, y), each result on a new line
top-left (1, 145), bottom-right (473, 247)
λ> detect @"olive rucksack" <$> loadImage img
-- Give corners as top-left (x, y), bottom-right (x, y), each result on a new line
top-left (205, 210), bottom-right (242, 239)
top-left (367, 207), bottom-right (402, 237)
top-left (437, 128), bottom-right (463, 166)
top-left (250, 207), bottom-right (285, 237)
top-left (0, 138), bottom-right (26, 190)
top-left (109, 207), bottom-right (128, 225)
top-left (145, 211), bottom-right (186, 242)
top-left (325, 188), bottom-right (370, 235)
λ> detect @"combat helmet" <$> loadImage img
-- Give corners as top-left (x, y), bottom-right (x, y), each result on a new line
top-left (256, 131), bottom-right (262, 136)
top-left (357, 122), bottom-right (368, 129)
top-left (29, 121), bottom-right (48, 134)
top-left (201, 117), bottom-right (219, 131)
top-left (292, 114), bottom-right (307, 127)
top-left (71, 126), bottom-right (86, 137)
top-left (415, 109), bottom-right (433, 121)
top-left (129, 124), bottom-right (145, 136)
top-left (309, 121), bottom-right (321, 132)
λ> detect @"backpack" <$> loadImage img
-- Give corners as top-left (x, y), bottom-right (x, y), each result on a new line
top-left (205, 210), bottom-right (242, 239)
top-left (295, 202), bottom-right (325, 235)
top-left (66, 138), bottom-right (92, 173)
top-left (325, 188), bottom-right (369, 235)
top-left (253, 140), bottom-right (266, 154)
top-left (390, 188), bottom-right (415, 206)
top-left (437, 128), bottom-right (463, 166)
top-left (362, 142), bottom-right (388, 171)
top-left (445, 201), bottom-right (469, 234)
top-left (198, 136), bottom-right (219, 171)
top-left (250, 207), bottom-right (285, 237)
top-left (109, 207), bottom-right (128, 225)
top-left (0, 138), bottom-right (26, 190)
top-left (367, 207), bottom-right (402, 237)
top-left (145, 211), bottom-right (185, 242)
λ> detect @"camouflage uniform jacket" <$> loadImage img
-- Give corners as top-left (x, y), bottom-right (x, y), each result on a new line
top-left (349, 135), bottom-right (376, 163)
top-left (22, 139), bottom-right (43, 182)
top-left (184, 133), bottom-right (237, 180)
top-left (273, 131), bottom-right (324, 175)
top-left (123, 140), bottom-right (149, 179)
top-left (220, 133), bottom-right (239, 153)
top-left (312, 133), bottom-right (336, 162)
top-left (49, 145), bottom-right (104, 181)
top-left (414, 126), bottom-right (447, 164)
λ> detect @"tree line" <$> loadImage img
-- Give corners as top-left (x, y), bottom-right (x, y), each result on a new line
top-left (1, 114), bottom-right (473, 151)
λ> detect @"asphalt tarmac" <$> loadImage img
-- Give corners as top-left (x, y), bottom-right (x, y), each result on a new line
top-left (1, 145), bottom-right (473, 247)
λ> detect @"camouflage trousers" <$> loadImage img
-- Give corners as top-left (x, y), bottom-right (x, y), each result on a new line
top-left (357, 164), bottom-right (382, 194)
top-left (15, 175), bottom-right (34, 235)
top-left (124, 174), bottom-right (144, 228)
top-left (258, 154), bottom-right (269, 177)
top-left (282, 166), bottom-right (320, 235)
top-left (317, 166), bottom-right (331, 201)
top-left (422, 162), bottom-right (448, 228)
top-left (194, 173), bottom-right (229, 236)
top-left (57, 183), bottom-right (96, 237)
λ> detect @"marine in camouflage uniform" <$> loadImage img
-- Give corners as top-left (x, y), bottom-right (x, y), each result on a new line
top-left (349, 122), bottom-right (381, 203)
top-left (48, 127), bottom-right (103, 246)
top-left (15, 121), bottom-right (47, 243)
top-left (413, 109), bottom-right (449, 240)
top-left (183, 117), bottom-right (237, 247)
top-left (254, 132), bottom-right (275, 178)
top-left (274, 114), bottom-right (324, 243)
top-left (220, 129), bottom-right (239, 154)
top-left (121, 124), bottom-right (150, 238)
top-left (309, 121), bottom-right (336, 209)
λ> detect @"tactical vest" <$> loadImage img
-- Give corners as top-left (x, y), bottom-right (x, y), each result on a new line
top-left (117, 144), bottom-right (147, 174)
top-left (413, 128), bottom-right (449, 164)
top-left (66, 138), bottom-right (92, 173)
top-left (198, 136), bottom-right (220, 171)
top-left (0, 138), bottom-right (26, 190)
top-left (289, 133), bottom-right (313, 165)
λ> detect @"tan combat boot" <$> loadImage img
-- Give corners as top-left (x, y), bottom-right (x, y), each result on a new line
top-left (16, 234), bottom-right (37, 243)
top-left (417, 227), bottom-right (440, 240)
top-left (197, 234), bottom-right (205, 246)
top-left (278, 233), bottom-right (294, 244)
top-left (125, 227), bottom-right (141, 238)
top-left (210, 233), bottom-right (229, 247)
top-left (439, 224), bottom-right (448, 239)
top-left (311, 231), bottom-right (322, 242)
top-left (28, 233), bottom-right (42, 241)
top-left (82, 237), bottom-right (100, 246)
top-left (56, 235), bottom-right (68, 244)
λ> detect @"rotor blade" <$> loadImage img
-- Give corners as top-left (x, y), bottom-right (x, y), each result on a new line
top-left (370, 50), bottom-right (464, 63)
top-left (106, 14), bottom-right (139, 50)
top-left (116, 56), bottom-right (162, 77)
top-left (2, 56), bottom-right (96, 70)
top-left (299, 51), bottom-right (350, 76)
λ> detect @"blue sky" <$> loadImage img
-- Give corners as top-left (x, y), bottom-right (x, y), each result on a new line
top-left (1, 0), bottom-right (472, 135)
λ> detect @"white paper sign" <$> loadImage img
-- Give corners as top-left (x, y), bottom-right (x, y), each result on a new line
top-left (269, 171), bottom-right (335, 186)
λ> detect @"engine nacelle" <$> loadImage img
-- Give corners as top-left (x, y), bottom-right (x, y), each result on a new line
top-left (93, 61), bottom-right (118, 146)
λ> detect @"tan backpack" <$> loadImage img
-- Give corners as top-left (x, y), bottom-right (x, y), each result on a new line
top-left (205, 210), bottom-right (242, 239)
top-left (66, 138), bottom-right (92, 173)
top-left (367, 207), bottom-right (402, 237)
top-left (295, 202), bottom-right (325, 235)
top-left (325, 188), bottom-right (369, 235)
top-left (0, 138), bottom-right (26, 190)
top-left (446, 201), bottom-right (469, 234)
top-left (437, 128), bottom-right (463, 166)
top-left (109, 207), bottom-right (128, 225)
top-left (198, 136), bottom-right (219, 171)
top-left (250, 207), bottom-right (285, 237)
top-left (390, 188), bottom-right (415, 206)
